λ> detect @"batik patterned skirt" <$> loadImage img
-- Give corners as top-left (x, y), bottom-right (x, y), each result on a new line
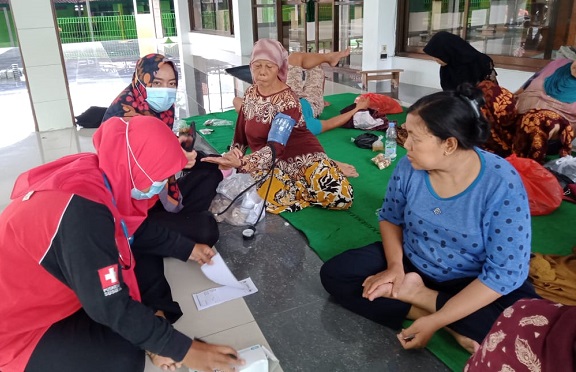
top-left (254, 155), bottom-right (353, 214)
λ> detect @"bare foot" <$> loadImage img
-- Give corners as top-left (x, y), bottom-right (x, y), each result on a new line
top-left (334, 161), bottom-right (359, 177)
top-left (394, 272), bottom-right (426, 303)
top-left (328, 47), bottom-right (351, 67)
top-left (445, 328), bottom-right (480, 354)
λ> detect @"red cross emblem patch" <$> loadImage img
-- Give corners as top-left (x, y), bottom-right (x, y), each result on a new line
top-left (98, 264), bottom-right (121, 296)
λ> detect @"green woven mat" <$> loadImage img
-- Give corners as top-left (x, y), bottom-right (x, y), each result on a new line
top-left (185, 93), bottom-right (576, 371)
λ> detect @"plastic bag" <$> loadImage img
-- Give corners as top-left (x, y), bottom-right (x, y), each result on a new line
top-left (352, 133), bottom-right (380, 149)
top-left (506, 154), bottom-right (563, 216)
top-left (543, 155), bottom-right (576, 183)
top-left (352, 111), bottom-right (385, 130)
top-left (204, 119), bottom-right (234, 126)
top-left (210, 172), bottom-right (266, 226)
top-left (358, 93), bottom-right (403, 115)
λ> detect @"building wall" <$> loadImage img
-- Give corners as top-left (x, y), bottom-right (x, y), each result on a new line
top-left (177, 0), bottom-right (253, 56)
top-left (175, 0), bottom-right (534, 92)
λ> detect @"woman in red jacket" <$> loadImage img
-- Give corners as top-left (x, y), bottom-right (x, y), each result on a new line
top-left (0, 116), bottom-right (243, 372)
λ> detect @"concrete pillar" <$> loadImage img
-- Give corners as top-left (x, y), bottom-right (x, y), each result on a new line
top-left (10, 0), bottom-right (74, 131)
top-left (174, 0), bottom-right (191, 44)
top-left (231, 0), bottom-right (254, 56)
top-left (362, 0), bottom-right (398, 70)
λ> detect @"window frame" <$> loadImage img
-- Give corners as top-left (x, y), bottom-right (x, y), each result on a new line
top-left (395, 0), bottom-right (576, 72)
top-left (188, 0), bottom-right (234, 36)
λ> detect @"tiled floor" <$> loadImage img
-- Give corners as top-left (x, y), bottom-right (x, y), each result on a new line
top-left (0, 40), bottom-right (451, 371)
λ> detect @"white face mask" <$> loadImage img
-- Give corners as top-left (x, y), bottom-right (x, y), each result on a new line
top-left (145, 87), bottom-right (177, 112)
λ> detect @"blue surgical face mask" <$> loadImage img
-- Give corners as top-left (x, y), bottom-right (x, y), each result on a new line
top-left (130, 179), bottom-right (167, 200)
top-left (145, 87), bottom-right (177, 112)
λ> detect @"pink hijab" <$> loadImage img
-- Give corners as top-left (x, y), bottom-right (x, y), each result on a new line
top-left (250, 38), bottom-right (289, 82)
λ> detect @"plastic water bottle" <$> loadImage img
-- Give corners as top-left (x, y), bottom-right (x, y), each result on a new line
top-left (385, 121), bottom-right (397, 160)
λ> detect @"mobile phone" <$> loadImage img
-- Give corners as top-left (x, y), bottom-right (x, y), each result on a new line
top-left (180, 121), bottom-right (196, 151)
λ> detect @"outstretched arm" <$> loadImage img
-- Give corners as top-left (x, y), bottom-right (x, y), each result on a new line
top-left (320, 96), bottom-right (369, 132)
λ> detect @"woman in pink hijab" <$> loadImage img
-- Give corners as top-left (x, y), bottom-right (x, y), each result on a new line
top-left (204, 39), bottom-right (354, 213)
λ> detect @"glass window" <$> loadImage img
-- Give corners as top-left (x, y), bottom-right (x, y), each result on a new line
top-left (189, 0), bottom-right (234, 35)
top-left (400, 0), bottom-right (575, 67)
top-left (254, 0), bottom-right (278, 41)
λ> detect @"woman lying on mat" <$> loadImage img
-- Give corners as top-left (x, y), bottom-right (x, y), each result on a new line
top-left (0, 116), bottom-right (243, 372)
top-left (102, 53), bottom-right (223, 252)
top-left (203, 38), bottom-right (354, 213)
top-left (320, 83), bottom-right (540, 353)
top-left (233, 48), bottom-right (371, 135)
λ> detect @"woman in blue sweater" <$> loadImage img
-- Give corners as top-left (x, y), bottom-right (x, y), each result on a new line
top-left (320, 83), bottom-right (540, 353)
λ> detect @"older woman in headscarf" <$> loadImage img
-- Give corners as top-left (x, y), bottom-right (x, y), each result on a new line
top-left (423, 31), bottom-right (497, 91)
top-left (203, 39), bottom-right (354, 213)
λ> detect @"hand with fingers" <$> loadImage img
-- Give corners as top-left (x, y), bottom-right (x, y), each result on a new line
top-left (396, 315), bottom-right (440, 350)
top-left (189, 243), bottom-right (216, 265)
top-left (147, 352), bottom-right (182, 371)
top-left (201, 148), bottom-right (243, 170)
top-left (361, 265), bottom-right (405, 301)
top-left (354, 96), bottom-right (370, 110)
top-left (182, 340), bottom-right (245, 372)
top-left (182, 148), bottom-right (197, 169)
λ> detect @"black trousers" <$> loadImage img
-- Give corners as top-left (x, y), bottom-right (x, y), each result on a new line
top-left (26, 309), bottom-right (145, 372)
top-left (320, 242), bottom-right (541, 343)
top-left (138, 165), bottom-right (222, 323)
top-left (26, 167), bottom-right (223, 371)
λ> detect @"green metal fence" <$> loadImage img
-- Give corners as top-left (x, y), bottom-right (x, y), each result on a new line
top-left (161, 13), bottom-right (176, 36)
top-left (57, 13), bottom-right (176, 44)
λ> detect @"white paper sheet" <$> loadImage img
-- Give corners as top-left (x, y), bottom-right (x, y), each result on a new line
top-left (192, 253), bottom-right (258, 311)
top-left (200, 253), bottom-right (244, 289)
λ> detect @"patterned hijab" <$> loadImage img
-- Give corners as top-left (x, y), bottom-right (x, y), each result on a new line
top-left (250, 38), bottom-right (289, 82)
top-left (544, 60), bottom-right (576, 103)
top-left (102, 53), bottom-right (178, 128)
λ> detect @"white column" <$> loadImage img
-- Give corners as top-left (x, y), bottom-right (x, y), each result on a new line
top-left (361, 0), bottom-right (398, 70)
top-left (232, 0), bottom-right (254, 56)
top-left (10, 0), bottom-right (74, 131)
top-left (150, 0), bottom-right (164, 39)
top-left (174, 0), bottom-right (191, 44)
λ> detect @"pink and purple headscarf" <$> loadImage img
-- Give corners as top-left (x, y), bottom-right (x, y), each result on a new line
top-left (250, 39), bottom-right (289, 82)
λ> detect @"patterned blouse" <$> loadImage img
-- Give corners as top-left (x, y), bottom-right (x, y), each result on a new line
top-left (233, 85), bottom-right (330, 178)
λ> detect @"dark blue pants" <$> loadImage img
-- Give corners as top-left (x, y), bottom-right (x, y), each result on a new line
top-left (320, 242), bottom-right (540, 343)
